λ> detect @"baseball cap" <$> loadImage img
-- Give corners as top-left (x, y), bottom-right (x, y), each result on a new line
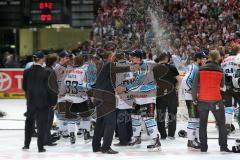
top-left (33, 51), bottom-right (44, 59)
top-left (194, 51), bottom-right (207, 59)
top-left (130, 50), bottom-right (143, 59)
top-left (59, 50), bottom-right (69, 58)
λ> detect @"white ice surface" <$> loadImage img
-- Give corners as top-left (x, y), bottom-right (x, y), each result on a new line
top-left (0, 99), bottom-right (240, 160)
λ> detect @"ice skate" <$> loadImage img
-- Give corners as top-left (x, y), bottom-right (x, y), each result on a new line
top-left (147, 136), bottom-right (161, 152)
top-left (187, 140), bottom-right (200, 150)
top-left (129, 136), bottom-right (141, 147)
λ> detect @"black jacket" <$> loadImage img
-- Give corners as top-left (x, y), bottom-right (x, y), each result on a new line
top-left (23, 65), bottom-right (57, 109)
top-left (153, 63), bottom-right (179, 97)
top-left (94, 61), bottom-right (130, 93)
top-left (93, 61), bottom-right (131, 117)
top-left (45, 66), bottom-right (58, 107)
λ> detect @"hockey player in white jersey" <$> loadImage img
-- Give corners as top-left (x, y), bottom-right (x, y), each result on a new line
top-left (54, 50), bottom-right (71, 138)
top-left (181, 52), bottom-right (206, 150)
top-left (62, 55), bottom-right (95, 144)
top-left (116, 50), bottom-right (161, 151)
top-left (221, 46), bottom-right (239, 134)
top-left (114, 52), bottom-right (134, 146)
top-left (232, 44), bottom-right (240, 128)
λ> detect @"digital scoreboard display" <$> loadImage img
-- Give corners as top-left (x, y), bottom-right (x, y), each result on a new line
top-left (30, 0), bottom-right (63, 25)
top-left (0, 0), bottom-right (22, 27)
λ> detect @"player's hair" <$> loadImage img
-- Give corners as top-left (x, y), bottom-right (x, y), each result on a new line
top-left (232, 43), bottom-right (240, 54)
top-left (45, 53), bottom-right (58, 67)
top-left (101, 50), bottom-right (112, 60)
top-left (33, 57), bottom-right (39, 63)
top-left (157, 53), bottom-right (169, 62)
top-left (115, 52), bottom-right (125, 61)
top-left (73, 55), bottom-right (84, 66)
top-left (208, 50), bottom-right (220, 63)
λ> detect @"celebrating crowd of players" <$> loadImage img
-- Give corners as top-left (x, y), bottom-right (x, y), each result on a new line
top-left (22, 42), bottom-right (240, 154)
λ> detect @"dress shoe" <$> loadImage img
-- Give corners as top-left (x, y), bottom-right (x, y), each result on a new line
top-left (45, 142), bottom-right (57, 146)
top-left (114, 142), bottom-right (129, 146)
top-left (101, 148), bottom-right (118, 154)
top-left (93, 147), bottom-right (102, 152)
top-left (38, 148), bottom-right (46, 153)
top-left (220, 147), bottom-right (232, 152)
top-left (22, 146), bottom-right (29, 150)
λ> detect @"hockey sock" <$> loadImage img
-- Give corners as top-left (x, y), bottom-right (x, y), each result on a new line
top-left (187, 118), bottom-right (199, 141)
top-left (62, 121), bottom-right (69, 134)
top-left (79, 117), bottom-right (91, 132)
top-left (132, 115), bottom-right (142, 137)
top-left (195, 118), bottom-right (200, 141)
top-left (76, 120), bottom-right (81, 130)
top-left (67, 121), bottom-right (76, 133)
top-left (143, 117), bottom-right (159, 139)
top-left (225, 107), bottom-right (234, 125)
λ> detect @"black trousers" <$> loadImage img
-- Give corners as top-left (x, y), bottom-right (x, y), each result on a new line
top-left (116, 109), bottom-right (132, 144)
top-left (44, 108), bottom-right (54, 144)
top-left (24, 107), bottom-right (49, 150)
top-left (156, 92), bottom-right (178, 138)
top-left (198, 101), bottom-right (228, 150)
top-left (92, 111), bottom-right (116, 151)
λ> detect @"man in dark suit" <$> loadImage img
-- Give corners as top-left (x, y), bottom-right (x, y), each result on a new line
top-left (92, 50), bottom-right (138, 154)
top-left (22, 51), bottom-right (57, 153)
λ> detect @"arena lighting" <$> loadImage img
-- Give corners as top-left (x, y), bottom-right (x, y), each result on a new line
top-left (10, 45), bottom-right (16, 48)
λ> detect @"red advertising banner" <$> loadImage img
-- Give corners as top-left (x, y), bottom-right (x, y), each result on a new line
top-left (0, 69), bottom-right (25, 99)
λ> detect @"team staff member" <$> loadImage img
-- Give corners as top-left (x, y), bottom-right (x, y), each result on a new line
top-left (92, 49), bottom-right (138, 154)
top-left (44, 53), bottom-right (59, 146)
top-left (192, 50), bottom-right (231, 152)
top-left (153, 53), bottom-right (181, 140)
top-left (22, 51), bottom-right (57, 153)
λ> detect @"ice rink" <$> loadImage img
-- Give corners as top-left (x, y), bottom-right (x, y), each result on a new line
top-left (0, 99), bottom-right (240, 160)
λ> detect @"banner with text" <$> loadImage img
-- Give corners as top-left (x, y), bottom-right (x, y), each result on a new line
top-left (0, 69), bottom-right (25, 99)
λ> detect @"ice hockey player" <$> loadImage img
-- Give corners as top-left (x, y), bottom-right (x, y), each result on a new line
top-left (62, 55), bottom-right (94, 144)
top-left (221, 44), bottom-right (239, 134)
top-left (54, 50), bottom-right (71, 138)
top-left (181, 51), bottom-right (207, 150)
top-left (114, 52), bottom-right (134, 146)
top-left (117, 50), bottom-right (161, 151)
top-left (232, 44), bottom-right (240, 128)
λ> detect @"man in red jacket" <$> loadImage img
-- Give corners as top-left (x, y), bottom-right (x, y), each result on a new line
top-left (192, 50), bottom-right (231, 152)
